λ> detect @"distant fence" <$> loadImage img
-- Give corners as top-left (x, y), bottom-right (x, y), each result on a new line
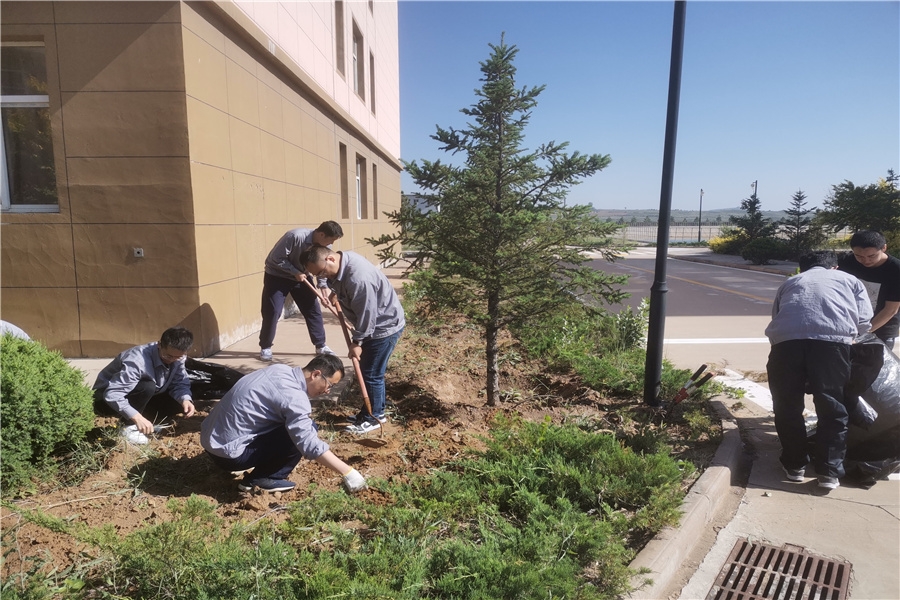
top-left (614, 222), bottom-right (851, 244)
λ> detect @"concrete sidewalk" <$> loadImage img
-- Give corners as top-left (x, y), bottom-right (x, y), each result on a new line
top-left (627, 248), bottom-right (900, 600)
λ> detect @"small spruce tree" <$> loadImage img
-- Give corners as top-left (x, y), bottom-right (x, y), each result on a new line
top-left (371, 37), bottom-right (627, 406)
top-left (729, 192), bottom-right (776, 241)
top-left (778, 190), bottom-right (820, 259)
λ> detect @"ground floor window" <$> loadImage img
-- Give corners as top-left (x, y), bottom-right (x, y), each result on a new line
top-left (1, 41), bottom-right (58, 212)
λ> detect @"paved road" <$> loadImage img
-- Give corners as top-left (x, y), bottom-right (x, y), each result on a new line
top-left (588, 247), bottom-right (783, 316)
top-left (588, 248), bottom-right (789, 374)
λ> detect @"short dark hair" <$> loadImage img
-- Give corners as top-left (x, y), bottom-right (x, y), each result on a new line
top-left (798, 251), bottom-right (837, 272)
top-left (849, 230), bottom-right (886, 250)
top-left (315, 221), bottom-right (344, 239)
top-left (299, 245), bottom-right (333, 267)
top-left (160, 327), bottom-right (193, 351)
top-left (304, 354), bottom-right (345, 379)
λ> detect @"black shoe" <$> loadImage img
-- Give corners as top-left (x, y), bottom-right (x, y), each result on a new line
top-left (238, 477), bottom-right (296, 492)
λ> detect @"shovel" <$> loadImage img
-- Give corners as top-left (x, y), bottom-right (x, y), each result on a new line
top-left (302, 278), bottom-right (383, 438)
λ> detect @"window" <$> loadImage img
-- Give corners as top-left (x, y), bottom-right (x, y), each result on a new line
top-left (372, 163), bottom-right (378, 219)
top-left (355, 154), bottom-right (367, 219)
top-left (369, 52), bottom-right (376, 114)
top-left (1, 41), bottom-right (58, 212)
top-left (352, 23), bottom-right (364, 99)
top-left (339, 143), bottom-right (349, 219)
top-left (335, 1), bottom-right (345, 76)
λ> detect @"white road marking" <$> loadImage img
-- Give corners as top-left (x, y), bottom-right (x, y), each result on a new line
top-left (665, 338), bottom-right (769, 344)
top-left (715, 368), bottom-right (773, 412)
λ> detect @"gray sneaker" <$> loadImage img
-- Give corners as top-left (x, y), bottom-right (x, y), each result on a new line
top-left (818, 476), bottom-right (840, 490)
top-left (260, 348), bottom-right (273, 361)
top-left (316, 345), bottom-right (335, 355)
top-left (238, 477), bottom-right (296, 493)
top-left (782, 466), bottom-right (805, 482)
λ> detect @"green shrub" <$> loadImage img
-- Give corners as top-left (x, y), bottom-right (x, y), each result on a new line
top-left (740, 237), bottom-right (790, 265)
top-left (0, 334), bottom-right (94, 495)
top-left (707, 231), bottom-right (749, 255)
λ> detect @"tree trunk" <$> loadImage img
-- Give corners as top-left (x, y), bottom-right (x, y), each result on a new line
top-left (485, 292), bottom-right (501, 407)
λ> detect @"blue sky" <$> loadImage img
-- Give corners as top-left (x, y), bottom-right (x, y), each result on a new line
top-left (398, 1), bottom-right (899, 212)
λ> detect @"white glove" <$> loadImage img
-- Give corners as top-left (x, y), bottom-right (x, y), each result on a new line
top-left (341, 468), bottom-right (367, 493)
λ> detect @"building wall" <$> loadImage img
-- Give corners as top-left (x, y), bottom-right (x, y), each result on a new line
top-left (0, 0), bottom-right (402, 357)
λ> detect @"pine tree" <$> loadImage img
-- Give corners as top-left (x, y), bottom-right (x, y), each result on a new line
top-left (779, 190), bottom-right (819, 259)
top-left (370, 37), bottom-right (627, 406)
top-left (729, 193), bottom-right (776, 241)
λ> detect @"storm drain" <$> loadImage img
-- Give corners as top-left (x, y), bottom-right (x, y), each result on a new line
top-left (706, 538), bottom-right (851, 600)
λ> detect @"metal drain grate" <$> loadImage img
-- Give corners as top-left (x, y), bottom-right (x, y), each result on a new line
top-left (706, 538), bottom-right (851, 600)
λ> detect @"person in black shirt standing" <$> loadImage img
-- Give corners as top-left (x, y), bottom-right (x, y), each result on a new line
top-left (838, 230), bottom-right (900, 351)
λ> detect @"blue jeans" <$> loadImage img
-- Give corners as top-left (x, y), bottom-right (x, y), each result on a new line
top-left (359, 329), bottom-right (403, 419)
top-left (206, 426), bottom-right (302, 481)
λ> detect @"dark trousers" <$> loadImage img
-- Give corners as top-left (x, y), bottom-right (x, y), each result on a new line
top-left (206, 426), bottom-right (302, 481)
top-left (259, 272), bottom-right (326, 350)
top-left (93, 380), bottom-right (177, 422)
top-left (767, 339), bottom-right (851, 478)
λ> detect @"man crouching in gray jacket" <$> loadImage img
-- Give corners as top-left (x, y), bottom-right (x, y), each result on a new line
top-left (201, 354), bottom-right (366, 494)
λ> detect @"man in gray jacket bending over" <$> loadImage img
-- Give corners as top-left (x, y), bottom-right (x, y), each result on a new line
top-left (301, 246), bottom-right (405, 435)
top-left (201, 353), bottom-right (366, 494)
top-left (765, 251), bottom-right (872, 491)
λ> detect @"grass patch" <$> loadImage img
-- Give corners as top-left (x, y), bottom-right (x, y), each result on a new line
top-left (3, 416), bottom-right (691, 599)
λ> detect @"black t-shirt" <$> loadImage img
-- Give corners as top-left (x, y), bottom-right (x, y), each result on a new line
top-left (838, 252), bottom-right (900, 338)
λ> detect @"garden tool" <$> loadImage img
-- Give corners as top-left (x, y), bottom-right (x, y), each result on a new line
top-left (664, 364), bottom-right (714, 421)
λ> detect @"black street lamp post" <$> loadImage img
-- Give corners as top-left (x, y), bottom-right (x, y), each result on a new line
top-left (697, 188), bottom-right (704, 243)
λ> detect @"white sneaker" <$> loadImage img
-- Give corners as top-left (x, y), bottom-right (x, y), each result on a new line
top-left (120, 424), bottom-right (149, 445)
top-left (316, 345), bottom-right (335, 355)
top-left (345, 418), bottom-right (384, 435)
top-left (260, 348), bottom-right (273, 361)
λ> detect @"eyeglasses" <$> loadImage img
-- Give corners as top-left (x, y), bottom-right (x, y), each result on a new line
top-left (320, 373), bottom-right (339, 393)
top-left (160, 348), bottom-right (185, 362)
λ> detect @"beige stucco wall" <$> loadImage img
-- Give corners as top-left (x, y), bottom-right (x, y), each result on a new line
top-left (0, 0), bottom-right (402, 357)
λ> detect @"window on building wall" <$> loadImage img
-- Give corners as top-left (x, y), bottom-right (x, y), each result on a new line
top-left (352, 23), bottom-right (364, 99)
top-left (339, 143), bottom-right (349, 219)
top-left (1, 41), bottom-right (58, 213)
top-left (335, 1), bottom-right (345, 76)
top-left (355, 154), bottom-right (367, 220)
top-left (372, 163), bottom-right (378, 219)
top-left (369, 52), bottom-right (376, 114)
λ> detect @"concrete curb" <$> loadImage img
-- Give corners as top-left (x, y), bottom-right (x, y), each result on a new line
top-left (626, 415), bottom-right (745, 599)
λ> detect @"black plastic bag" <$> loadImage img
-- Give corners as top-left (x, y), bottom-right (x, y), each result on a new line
top-left (845, 334), bottom-right (900, 465)
top-left (185, 357), bottom-right (245, 401)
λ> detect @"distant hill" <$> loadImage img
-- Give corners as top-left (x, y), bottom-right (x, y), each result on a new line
top-left (593, 208), bottom-right (789, 222)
